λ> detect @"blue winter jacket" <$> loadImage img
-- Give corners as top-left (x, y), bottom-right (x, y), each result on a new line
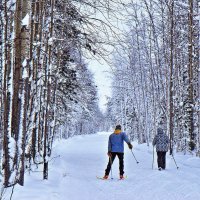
top-left (108, 132), bottom-right (130, 153)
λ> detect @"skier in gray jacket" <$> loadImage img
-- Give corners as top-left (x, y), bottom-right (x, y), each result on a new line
top-left (153, 127), bottom-right (169, 170)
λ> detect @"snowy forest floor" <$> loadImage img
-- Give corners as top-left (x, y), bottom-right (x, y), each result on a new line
top-left (3, 132), bottom-right (200, 200)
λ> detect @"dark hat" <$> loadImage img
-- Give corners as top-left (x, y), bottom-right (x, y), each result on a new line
top-left (115, 125), bottom-right (121, 130)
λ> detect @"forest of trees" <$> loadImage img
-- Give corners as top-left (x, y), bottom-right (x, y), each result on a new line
top-left (0, 0), bottom-right (199, 194)
top-left (105, 0), bottom-right (200, 155)
top-left (0, 0), bottom-right (117, 189)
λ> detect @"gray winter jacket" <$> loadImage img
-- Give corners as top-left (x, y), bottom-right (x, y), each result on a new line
top-left (153, 128), bottom-right (169, 152)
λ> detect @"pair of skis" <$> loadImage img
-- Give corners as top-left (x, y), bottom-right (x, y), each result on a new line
top-left (96, 176), bottom-right (127, 180)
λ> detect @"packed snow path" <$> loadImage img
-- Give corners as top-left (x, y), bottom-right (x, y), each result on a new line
top-left (9, 132), bottom-right (200, 200)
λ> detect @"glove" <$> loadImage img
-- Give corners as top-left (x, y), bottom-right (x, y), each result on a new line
top-left (107, 151), bottom-right (112, 157)
top-left (128, 143), bottom-right (133, 149)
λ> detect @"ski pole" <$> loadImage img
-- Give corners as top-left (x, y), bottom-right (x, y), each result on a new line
top-left (131, 149), bottom-right (139, 164)
top-left (171, 153), bottom-right (179, 169)
top-left (109, 156), bottom-right (113, 179)
top-left (152, 146), bottom-right (154, 169)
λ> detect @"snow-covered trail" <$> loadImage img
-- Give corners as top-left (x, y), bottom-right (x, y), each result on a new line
top-left (9, 132), bottom-right (200, 200)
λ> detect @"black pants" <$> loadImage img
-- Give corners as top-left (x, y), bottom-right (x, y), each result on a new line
top-left (157, 151), bottom-right (167, 169)
top-left (105, 152), bottom-right (124, 176)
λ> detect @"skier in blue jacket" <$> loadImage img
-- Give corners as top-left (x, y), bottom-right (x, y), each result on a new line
top-left (103, 125), bottom-right (133, 179)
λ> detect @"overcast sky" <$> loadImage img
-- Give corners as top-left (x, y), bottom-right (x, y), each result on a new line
top-left (86, 0), bottom-right (131, 113)
top-left (88, 59), bottom-right (113, 113)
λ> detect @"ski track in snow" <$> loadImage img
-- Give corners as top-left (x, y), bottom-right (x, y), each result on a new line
top-left (7, 132), bottom-right (200, 200)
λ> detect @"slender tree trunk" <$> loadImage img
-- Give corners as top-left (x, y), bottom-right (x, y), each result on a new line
top-left (12, 0), bottom-right (22, 173)
top-left (134, 8), bottom-right (149, 145)
top-left (43, 0), bottom-right (55, 180)
top-left (188, 0), bottom-right (195, 150)
top-left (2, 0), bottom-right (11, 187)
top-left (18, 72), bottom-right (29, 186)
top-left (17, 0), bottom-right (30, 185)
top-left (168, 0), bottom-right (174, 155)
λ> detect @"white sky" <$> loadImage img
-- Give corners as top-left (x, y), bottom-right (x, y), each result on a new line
top-left (88, 59), bottom-right (113, 113)
top-left (85, 1), bottom-right (129, 113)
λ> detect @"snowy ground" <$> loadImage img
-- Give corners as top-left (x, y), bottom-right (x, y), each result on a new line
top-left (3, 132), bottom-right (200, 200)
